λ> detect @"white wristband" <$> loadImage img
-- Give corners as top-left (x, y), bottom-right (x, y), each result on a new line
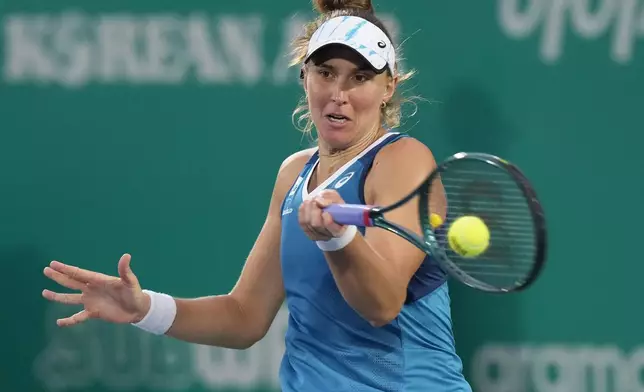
top-left (316, 225), bottom-right (358, 252)
top-left (131, 290), bottom-right (177, 335)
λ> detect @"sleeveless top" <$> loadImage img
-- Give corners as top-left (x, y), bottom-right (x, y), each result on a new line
top-left (278, 132), bottom-right (472, 392)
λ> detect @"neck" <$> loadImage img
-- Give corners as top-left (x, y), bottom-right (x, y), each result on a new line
top-left (316, 126), bottom-right (386, 182)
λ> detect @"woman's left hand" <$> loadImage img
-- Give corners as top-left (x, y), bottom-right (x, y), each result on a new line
top-left (299, 190), bottom-right (347, 241)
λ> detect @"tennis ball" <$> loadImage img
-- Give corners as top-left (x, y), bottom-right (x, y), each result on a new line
top-left (429, 213), bottom-right (444, 229)
top-left (447, 216), bottom-right (490, 258)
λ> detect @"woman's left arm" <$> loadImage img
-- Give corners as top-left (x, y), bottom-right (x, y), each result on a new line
top-left (298, 138), bottom-right (447, 327)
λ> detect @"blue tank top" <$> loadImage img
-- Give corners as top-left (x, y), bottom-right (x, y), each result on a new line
top-left (279, 132), bottom-right (472, 392)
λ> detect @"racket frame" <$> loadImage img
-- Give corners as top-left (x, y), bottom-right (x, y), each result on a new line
top-left (357, 152), bottom-right (547, 293)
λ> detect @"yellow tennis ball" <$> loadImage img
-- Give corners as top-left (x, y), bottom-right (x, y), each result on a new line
top-left (429, 213), bottom-right (444, 229)
top-left (447, 216), bottom-right (490, 258)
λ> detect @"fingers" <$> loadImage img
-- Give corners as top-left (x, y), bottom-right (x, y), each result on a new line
top-left (117, 254), bottom-right (138, 287)
top-left (322, 211), bottom-right (346, 237)
top-left (299, 199), bottom-right (335, 240)
top-left (48, 260), bottom-right (113, 286)
top-left (314, 196), bottom-right (345, 235)
top-left (315, 193), bottom-right (347, 237)
top-left (298, 200), bottom-right (320, 239)
top-left (42, 289), bottom-right (83, 305)
top-left (57, 310), bottom-right (90, 327)
top-left (307, 199), bottom-right (325, 231)
top-left (299, 190), bottom-right (349, 241)
top-left (306, 200), bottom-right (328, 237)
top-left (43, 267), bottom-right (86, 291)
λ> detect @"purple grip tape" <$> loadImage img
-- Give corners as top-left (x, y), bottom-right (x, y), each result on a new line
top-left (323, 204), bottom-right (373, 227)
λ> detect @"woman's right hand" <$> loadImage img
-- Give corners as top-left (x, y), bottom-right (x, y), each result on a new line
top-left (42, 253), bottom-right (151, 327)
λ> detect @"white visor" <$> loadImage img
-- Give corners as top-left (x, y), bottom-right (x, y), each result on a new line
top-left (304, 15), bottom-right (395, 74)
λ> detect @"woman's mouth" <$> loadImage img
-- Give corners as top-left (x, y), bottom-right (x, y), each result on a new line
top-left (326, 114), bottom-right (350, 124)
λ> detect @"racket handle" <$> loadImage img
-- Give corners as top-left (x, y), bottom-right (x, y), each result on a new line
top-left (323, 204), bottom-right (374, 227)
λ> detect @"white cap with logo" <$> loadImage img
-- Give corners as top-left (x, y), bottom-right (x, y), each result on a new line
top-left (304, 15), bottom-right (395, 74)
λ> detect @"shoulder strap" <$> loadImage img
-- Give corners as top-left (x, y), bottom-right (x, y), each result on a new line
top-left (357, 132), bottom-right (410, 204)
top-left (357, 132), bottom-right (408, 166)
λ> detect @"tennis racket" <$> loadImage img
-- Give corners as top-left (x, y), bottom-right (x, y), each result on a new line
top-left (323, 152), bottom-right (547, 293)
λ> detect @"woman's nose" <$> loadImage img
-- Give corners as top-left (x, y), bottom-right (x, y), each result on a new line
top-left (331, 84), bottom-right (348, 105)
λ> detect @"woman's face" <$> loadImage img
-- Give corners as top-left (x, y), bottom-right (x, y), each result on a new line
top-left (304, 45), bottom-right (395, 149)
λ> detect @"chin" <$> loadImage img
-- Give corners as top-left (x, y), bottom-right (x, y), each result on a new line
top-left (317, 128), bottom-right (355, 150)
top-left (315, 118), bottom-right (357, 148)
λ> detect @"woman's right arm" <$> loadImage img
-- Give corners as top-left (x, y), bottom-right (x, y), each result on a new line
top-left (43, 150), bottom-right (311, 350)
top-left (158, 151), bottom-right (311, 349)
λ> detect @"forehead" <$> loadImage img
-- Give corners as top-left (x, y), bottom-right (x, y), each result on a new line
top-left (309, 44), bottom-right (372, 71)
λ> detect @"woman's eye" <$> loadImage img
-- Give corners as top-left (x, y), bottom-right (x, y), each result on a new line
top-left (354, 74), bottom-right (368, 83)
top-left (318, 70), bottom-right (331, 78)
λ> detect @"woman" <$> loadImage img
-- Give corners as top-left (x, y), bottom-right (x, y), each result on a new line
top-left (42, 0), bottom-right (472, 390)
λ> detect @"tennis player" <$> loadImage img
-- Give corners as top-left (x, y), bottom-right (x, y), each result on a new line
top-left (42, 0), bottom-right (472, 390)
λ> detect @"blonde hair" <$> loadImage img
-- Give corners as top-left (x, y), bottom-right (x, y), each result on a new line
top-left (289, 0), bottom-right (417, 136)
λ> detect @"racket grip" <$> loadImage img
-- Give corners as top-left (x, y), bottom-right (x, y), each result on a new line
top-left (323, 204), bottom-right (374, 227)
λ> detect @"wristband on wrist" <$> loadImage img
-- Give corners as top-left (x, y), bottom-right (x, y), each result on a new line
top-left (316, 225), bottom-right (358, 252)
top-left (131, 290), bottom-right (177, 335)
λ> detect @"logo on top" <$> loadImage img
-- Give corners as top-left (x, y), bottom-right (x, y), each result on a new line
top-left (334, 172), bottom-right (354, 189)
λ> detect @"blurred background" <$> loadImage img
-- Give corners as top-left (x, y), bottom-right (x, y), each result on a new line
top-left (2, 0), bottom-right (643, 391)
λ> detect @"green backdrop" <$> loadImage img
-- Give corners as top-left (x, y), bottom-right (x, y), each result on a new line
top-left (2, 0), bottom-right (643, 391)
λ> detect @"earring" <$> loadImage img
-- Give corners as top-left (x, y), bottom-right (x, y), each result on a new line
top-left (381, 101), bottom-right (386, 109)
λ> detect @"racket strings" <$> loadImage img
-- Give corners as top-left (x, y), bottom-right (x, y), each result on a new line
top-left (430, 160), bottom-right (537, 289)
